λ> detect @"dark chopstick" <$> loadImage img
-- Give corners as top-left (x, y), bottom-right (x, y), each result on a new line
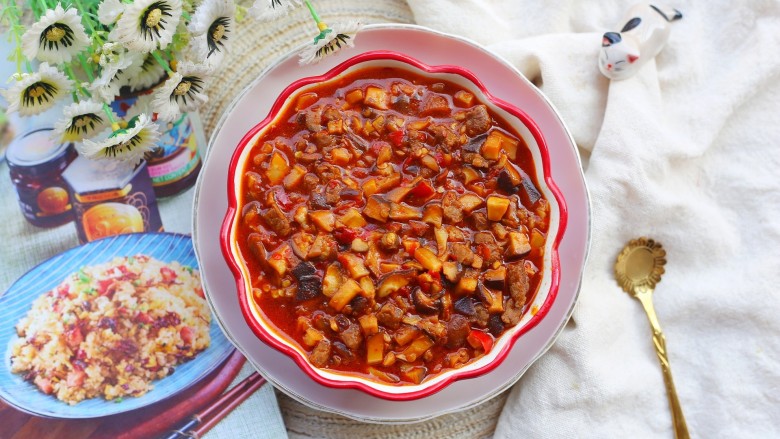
top-left (162, 372), bottom-right (266, 439)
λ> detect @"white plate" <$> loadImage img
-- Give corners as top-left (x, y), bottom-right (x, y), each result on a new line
top-left (192, 24), bottom-right (591, 423)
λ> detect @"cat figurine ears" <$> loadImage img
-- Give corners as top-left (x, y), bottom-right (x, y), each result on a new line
top-left (599, 3), bottom-right (682, 80)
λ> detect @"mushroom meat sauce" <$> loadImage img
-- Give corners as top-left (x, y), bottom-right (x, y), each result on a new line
top-left (237, 67), bottom-right (550, 386)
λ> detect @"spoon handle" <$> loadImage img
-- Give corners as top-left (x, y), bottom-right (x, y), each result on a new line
top-left (635, 288), bottom-right (690, 439)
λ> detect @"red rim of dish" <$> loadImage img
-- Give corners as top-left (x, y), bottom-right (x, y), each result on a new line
top-left (220, 50), bottom-right (568, 401)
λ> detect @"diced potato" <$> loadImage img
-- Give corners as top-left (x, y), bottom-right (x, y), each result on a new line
top-left (327, 119), bottom-right (344, 134)
top-left (303, 327), bottom-right (324, 347)
top-left (322, 263), bottom-right (343, 298)
top-left (483, 287), bottom-right (504, 313)
top-left (377, 143), bottom-right (393, 166)
top-left (359, 314), bottom-right (378, 336)
top-left (461, 166), bottom-right (481, 185)
top-left (422, 204), bottom-right (443, 227)
top-left (309, 210), bottom-right (336, 232)
top-left (481, 130), bottom-right (503, 160)
top-left (394, 325), bottom-right (420, 347)
top-left (372, 115), bottom-right (385, 132)
top-left (389, 202), bottom-right (423, 220)
top-left (265, 151), bottom-right (290, 185)
top-left (399, 336), bottom-right (434, 362)
top-left (531, 228), bottom-right (545, 249)
top-left (442, 261), bottom-right (459, 283)
top-left (345, 89), bottom-right (364, 105)
top-left (330, 147), bottom-right (352, 165)
top-left (364, 119), bottom-right (376, 136)
top-left (454, 90), bottom-right (475, 107)
top-left (329, 278), bottom-right (362, 311)
top-left (400, 365), bottom-right (426, 385)
top-left (377, 270), bottom-right (414, 298)
top-left (368, 367), bottom-right (399, 383)
top-left (351, 238), bottom-right (369, 252)
top-left (486, 196), bottom-right (511, 221)
top-left (498, 131), bottom-right (520, 160)
top-left (383, 352), bottom-right (396, 367)
top-left (492, 222), bottom-right (508, 239)
top-left (402, 239), bottom-right (419, 254)
top-left (339, 208), bottom-right (367, 228)
top-left (420, 154), bottom-right (440, 172)
top-left (296, 92), bottom-right (318, 111)
top-left (363, 179), bottom-right (379, 196)
top-left (379, 262), bottom-right (402, 273)
top-left (407, 118), bottom-right (431, 130)
top-left (364, 86), bottom-right (389, 110)
top-left (366, 333), bottom-right (385, 365)
top-left (294, 205), bottom-right (309, 227)
top-left (458, 194), bottom-right (484, 213)
top-left (376, 173), bottom-right (401, 192)
top-left (363, 195), bottom-right (390, 222)
top-left (434, 227), bottom-right (449, 257)
top-left (338, 253), bottom-right (370, 279)
top-left (414, 247), bottom-right (442, 272)
top-left (507, 231), bottom-right (531, 257)
top-left (359, 276), bottom-right (375, 299)
top-left (455, 277), bottom-right (478, 295)
top-left (267, 244), bottom-right (291, 277)
top-left (503, 162), bottom-right (523, 185)
top-left (283, 165), bottom-right (307, 190)
top-left (471, 254), bottom-right (484, 269)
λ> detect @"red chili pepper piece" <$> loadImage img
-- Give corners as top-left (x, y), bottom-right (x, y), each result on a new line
top-left (388, 130), bottom-right (404, 147)
top-left (467, 329), bottom-right (494, 354)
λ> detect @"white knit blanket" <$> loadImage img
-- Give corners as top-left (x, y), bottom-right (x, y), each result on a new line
top-left (406, 1), bottom-right (780, 437)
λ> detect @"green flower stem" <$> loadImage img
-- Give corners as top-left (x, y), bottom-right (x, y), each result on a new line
top-left (1, 0), bottom-right (26, 74)
top-left (304, 0), bottom-right (322, 25)
top-left (64, 64), bottom-right (92, 99)
top-left (37, 0), bottom-right (49, 13)
top-left (102, 103), bottom-right (119, 130)
top-left (72, 0), bottom-right (104, 46)
top-left (77, 54), bottom-right (95, 82)
top-left (151, 51), bottom-right (174, 75)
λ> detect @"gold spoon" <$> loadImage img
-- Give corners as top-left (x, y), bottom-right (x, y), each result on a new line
top-left (615, 237), bottom-right (690, 439)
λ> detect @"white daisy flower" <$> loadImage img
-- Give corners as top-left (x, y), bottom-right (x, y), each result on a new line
top-left (2, 63), bottom-right (73, 116)
top-left (188, 0), bottom-right (234, 68)
top-left (248, 0), bottom-right (301, 21)
top-left (78, 113), bottom-right (160, 164)
top-left (53, 100), bottom-right (114, 142)
top-left (150, 62), bottom-right (209, 122)
top-left (124, 52), bottom-right (167, 92)
top-left (115, 0), bottom-right (182, 53)
top-left (299, 21), bottom-right (362, 65)
top-left (98, 0), bottom-right (125, 25)
top-left (89, 52), bottom-right (134, 102)
top-left (22, 3), bottom-right (90, 64)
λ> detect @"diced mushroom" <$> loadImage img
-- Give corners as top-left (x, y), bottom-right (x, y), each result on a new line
top-left (262, 201), bottom-right (291, 237)
top-left (507, 231), bottom-right (532, 258)
top-left (363, 195), bottom-right (390, 223)
top-left (412, 288), bottom-right (441, 315)
top-left (488, 314), bottom-right (505, 336)
top-left (389, 202), bottom-right (423, 221)
top-left (442, 261), bottom-right (460, 283)
top-left (471, 211), bottom-right (488, 230)
top-left (422, 204), bottom-right (444, 227)
top-left (296, 275), bottom-right (322, 301)
top-left (291, 261), bottom-right (316, 280)
top-left (379, 232), bottom-right (400, 252)
top-left (307, 235), bottom-right (337, 261)
top-left (446, 315), bottom-right (471, 349)
top-left (322, 263), bottom-right (343, 297)
top-left (454, 296), bottom-right (476, 316)
top-left (376, 270), bottom-right (414, 298)
top-left (483, 266), bottom-right (507, 290)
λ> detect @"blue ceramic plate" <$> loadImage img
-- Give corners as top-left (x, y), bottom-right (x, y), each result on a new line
top-left (0, 232), bottom-right (233, 419)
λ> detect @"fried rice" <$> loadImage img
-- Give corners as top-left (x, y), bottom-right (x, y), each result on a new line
top-left (10, 255), bottom-right (211, 405)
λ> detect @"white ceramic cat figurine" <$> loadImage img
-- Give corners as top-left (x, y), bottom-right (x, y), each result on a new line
top-left (599, 3), bottom-right (682, 80)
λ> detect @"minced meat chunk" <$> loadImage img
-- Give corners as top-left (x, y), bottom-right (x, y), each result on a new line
top-left (464, 105), bottom-right (491, 136)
